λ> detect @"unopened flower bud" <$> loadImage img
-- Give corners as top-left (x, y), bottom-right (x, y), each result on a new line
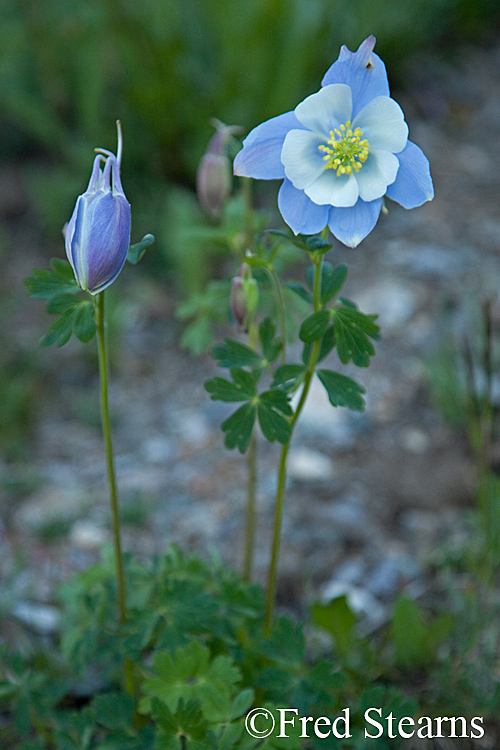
top-left (65, 122), bottom-right (131, 295)
top-left (231, 263), bottom-right (258, 329)
top-left (197, 122), bottom-right (241, 219)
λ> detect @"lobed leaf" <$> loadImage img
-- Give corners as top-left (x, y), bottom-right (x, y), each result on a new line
top-left (73, 301), bottom-right (96, 343)
top-left (299, 310), bottom-right (331, 343)
top-left (257, 399), bottom-right (291, 445)
top-left (316, 369), bottom-right (366, 412)
top-left (332, 305), bottom-right (379, 367)
top-left (212, 339), bottom-right (264, 369)
top-left (259, 318), bottom-right (281, 364)
top-left (205, 368), bottom-right (256, 402)
top-left (221, 402), bottom-right (256, 453)
top-left (320, 263), bottom-right (348, 305)
top-left (271, 364), bottom-right (305, 392)
top-left (24, 263), bottom-right (79, 299)
top-left (285, 282), bottom-right (313, 304)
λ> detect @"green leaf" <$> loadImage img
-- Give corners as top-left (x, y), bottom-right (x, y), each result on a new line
top-left (332, 305), bottom-right (379, 367)
top-left (45, 293), bottom-right (81, 315)
top-left (316, 370), bottom-right (366, 412)
top-left (259, 389), bottom-right (293, 416)
top-left (266, 230), bottom-right (307, 251)
top-left (217, 722), bottom-right (244, 750)
top-left (271, 365), bottom-right (305, 392)
top-left (259, 318), bottom-right (281, 364)
top-left (391, 596), bottom-right (430, 668)
top-left (262, 617), bottom-right (305, 666)
top-left (50, 257), bottom-right (76, 279)
top-left (91, 692), bottom-right (135, 731)
top-left (257, 406), bottom-right (292, 445)
top-left (127, 233), bottom-right (155, 265)
top-left (205, 368), bottom-right (256, 402)
top-left (73, 301), bottom-right (96, 343)
top-left (285, 282), bottom-right (313, 304)
top-left (320, 263), bottom-right (348, 305)
top-left (312, 596), bottom-right (356, 657)
top-left (305, 235), bottom-right (332, 254)
top-left (299, 310), bottom-right (331, 343)
top-left (24, 262), bottom-right (79, 299)
top-left (229, 688), bottom-right (254, 721)
top-left (142, 642), bottom-right (241, 724)
top-left (391, 596), bottom-right (454, 669)
top-left (212, 339), bottom-right (263, 369)
top-left (221, 402), bottom-right (256, 452)
top-left (301, 325), bottom-right (336, 366)
top-left (152, 697), bottom-right (209, 740)
top-left (40, 309), bottom-right (76, 347)
top-left (180, 316), bottom-right (214, 355)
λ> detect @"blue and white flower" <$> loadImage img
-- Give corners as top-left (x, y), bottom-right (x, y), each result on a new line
top-left (234, 36), bottom-right (433, 247)
top-left (65, 122), bottom-right (131, 294)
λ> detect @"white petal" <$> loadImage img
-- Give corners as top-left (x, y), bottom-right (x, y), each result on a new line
top-left (353, 96), bottom-right (408, 153)
top-left (355, 150), bottom-right (399, 201)
top-left (294, 84), bottom-right (352, 137)
top-left (304, 169), bottom-right (359, 208)
top-left (281, 130), bottom-right (326, 189)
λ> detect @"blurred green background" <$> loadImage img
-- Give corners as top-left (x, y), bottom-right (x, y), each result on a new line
top-left (1, 0), bottom-right (500, 245)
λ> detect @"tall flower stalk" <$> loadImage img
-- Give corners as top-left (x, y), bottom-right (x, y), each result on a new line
top-left (25, 122), bottom-right (154, 692)
top-left (95, 292), bottom-right (127, 624)
top-left (95, 291), bottom-right (134, 694)
top-left (264, 244), bottom-right (325, 633)
top-left (205, 35), bottom-right (433, 634)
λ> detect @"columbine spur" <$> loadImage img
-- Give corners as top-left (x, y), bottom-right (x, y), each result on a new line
top-left (65, 121), bottom-right (131, 294)
top-left (234, 36), bottom-right (433, 247)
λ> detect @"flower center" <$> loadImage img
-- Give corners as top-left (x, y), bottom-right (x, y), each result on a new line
top-left (318, 122), bottom-right (369, 176)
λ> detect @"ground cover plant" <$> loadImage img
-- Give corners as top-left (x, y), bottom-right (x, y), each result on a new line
top-left (2, 16), bottom-right (500, 750)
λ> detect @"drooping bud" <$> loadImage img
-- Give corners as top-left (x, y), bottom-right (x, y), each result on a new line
top-left (231, 263), bottom-right (258, 329)
top-left (65, 122), bottom-right (131, 295)
top-left (197, 121), bottom-right (241, 219)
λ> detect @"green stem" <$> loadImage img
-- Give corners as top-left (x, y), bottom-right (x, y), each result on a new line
top-left (95, 291), bottom-right (134, 694)
top-left (265, 264), bottom-right (287, 364)
top-left (264, 252), bottom-right (324, 635)
top-left (243, 320), bottom-right (259, 581)
top-left (243, 433), bottom-right (257, 581)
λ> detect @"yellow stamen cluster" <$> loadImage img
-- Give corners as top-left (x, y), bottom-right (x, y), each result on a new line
top-left (318, 121), bottom-right (369, 176)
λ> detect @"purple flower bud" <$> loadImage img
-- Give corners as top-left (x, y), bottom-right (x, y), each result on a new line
top-left (65, 123), bottom-right (131, 295)
top-left (231, 275), bottom-right (247, 327)
top-left (197, 122), bottom-right (241, 219)
top-left (231, 263), bottom-right (258, 329)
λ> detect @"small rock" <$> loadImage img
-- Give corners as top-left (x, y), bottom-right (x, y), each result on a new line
top-left (292, 379), bottom-right (357, 445)
top-left (364, 553), bottom-right (420, 598)
top-left (400, 427), bottom-right (430, 454)
top-left (355, 279), bottom-right (418, 331)
top-left (70, 520), bottom-right (109, 550)
top-left (14, 487), bottom-right (89, 533)
top-left (141, 435), bottom-right (175, 463)
top-left (12, 601), bottom-right (61, 634)
top-left (288, 448), bottom-right (336, 482)
top-left (174, 410), bottom-right (211, 448)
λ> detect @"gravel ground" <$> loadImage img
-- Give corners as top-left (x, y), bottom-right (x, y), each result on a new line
top-left (2, 41), bottom-right (500, 635)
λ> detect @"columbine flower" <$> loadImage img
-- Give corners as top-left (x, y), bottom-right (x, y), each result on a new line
top-left (234, 36), bottom-right (433, 247)
top-left (65, 121), bottom-right (131, 294)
